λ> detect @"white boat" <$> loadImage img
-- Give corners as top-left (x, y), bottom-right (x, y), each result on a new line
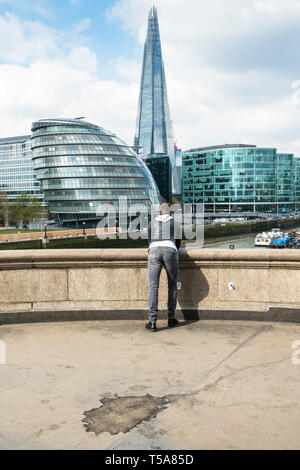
top-left (255, 228), bottom-right (282, 247)
top-left (270, 228), bottom-right (281, 234)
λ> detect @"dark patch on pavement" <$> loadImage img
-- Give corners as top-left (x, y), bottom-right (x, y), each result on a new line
top-left (82, 325), bottom-right (272, 436)
top-left (82, 393), bottom-right (179, 435)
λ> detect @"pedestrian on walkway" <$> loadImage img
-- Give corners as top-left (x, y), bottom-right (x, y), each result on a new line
top-left (146, 202), bottom-right (181, 332)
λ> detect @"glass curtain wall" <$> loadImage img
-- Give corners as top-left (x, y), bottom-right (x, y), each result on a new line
top-left (0, 135), bottom-right (43, 203)
top-left (31, 118), bottom-right (160, 226)
top-left (182, 145), bottom-right (294, 214)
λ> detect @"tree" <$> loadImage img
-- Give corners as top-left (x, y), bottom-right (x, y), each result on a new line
top-left (171, 197), bottom-right (182, 205)
top-left (0, 191), bottom-right (9, 227)
top-left (11, 194), bottom-right (44, 228)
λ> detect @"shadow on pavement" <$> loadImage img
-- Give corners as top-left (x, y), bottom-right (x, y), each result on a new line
top-left (156, 319), bottom-right (199, 332)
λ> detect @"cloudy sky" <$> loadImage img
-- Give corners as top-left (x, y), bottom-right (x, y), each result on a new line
top-left (1, 0), bottom-right (300, 155)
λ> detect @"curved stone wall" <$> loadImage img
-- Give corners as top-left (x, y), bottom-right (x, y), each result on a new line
top-left (0, 249), bottom-right (300, 324)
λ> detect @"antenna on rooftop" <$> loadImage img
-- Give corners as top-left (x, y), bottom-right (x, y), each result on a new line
top-left (74, 117), bottom-right (85, 120)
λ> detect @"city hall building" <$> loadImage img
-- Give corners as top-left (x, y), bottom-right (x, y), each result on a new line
top-left (31, 118), bottom-right (161, 226)
top-left (182, 144), bottom-right (296, 214)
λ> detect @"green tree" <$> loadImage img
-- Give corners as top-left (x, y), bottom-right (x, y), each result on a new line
top-left (11, 194), bottom-right (43, 228)
top-left (0, 191), bottom-right (9, 227)
top-left (171, 197), bottom-right (182, 205)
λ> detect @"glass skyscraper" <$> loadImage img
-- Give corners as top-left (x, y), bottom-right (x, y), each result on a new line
top-left (0, 135), bottom-right (43, 203)
top-left (182, 144), bottom-right (296, 214)
top-left (134, 6), bottom-right (180, 196)
top-left (31, 118), bottom-right (160, 226)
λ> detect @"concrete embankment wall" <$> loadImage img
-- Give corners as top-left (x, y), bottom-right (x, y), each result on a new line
top-left (0, 248), bottom-right (300, 324)
top-left (0, 227), bottom-right (113, 242)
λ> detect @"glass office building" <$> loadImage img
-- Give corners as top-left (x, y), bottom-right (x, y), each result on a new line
top-left (182, 144), bottom-right (295, 214)
top-left (134, 7), bottom-right (180, 195)
top-left (276, 153), bottom-right (294, 213)
top-left (294, 157), bottom-right (300, 206)
top-left (31, 118), bottom-right (160, 226)
top-left (0, 135), bottom-right (43, 203)
top-left (145, 154), bottom-right (172, 202)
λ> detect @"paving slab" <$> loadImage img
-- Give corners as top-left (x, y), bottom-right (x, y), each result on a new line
top-left (0, 319), bottom-right (299, 450)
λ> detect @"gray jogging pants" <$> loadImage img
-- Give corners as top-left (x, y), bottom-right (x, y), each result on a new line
top-left (148, 246), bottom-right (179, 323)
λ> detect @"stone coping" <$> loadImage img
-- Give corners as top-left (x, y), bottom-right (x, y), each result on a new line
top-left (0, 248), bottom-right (300, 262)
top-left (0, 247), bottom-right (299, 271)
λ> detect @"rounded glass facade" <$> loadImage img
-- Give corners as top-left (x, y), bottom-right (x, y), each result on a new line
top-left (31, 119), bottom-right (160, 224)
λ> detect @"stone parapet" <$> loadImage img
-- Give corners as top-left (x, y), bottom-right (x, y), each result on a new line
top-left (0, 248), bottom-right (300, 323)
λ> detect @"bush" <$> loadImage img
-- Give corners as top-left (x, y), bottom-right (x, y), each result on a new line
top-left (0, 237), bottom-right (148, 250)
top-left (47, 237), bottom-right (148, 249)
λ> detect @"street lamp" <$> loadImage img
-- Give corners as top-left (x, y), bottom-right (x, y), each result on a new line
top-left (83, 221), bottom-right (86, 237)
top-left (42, 223), bottom-right (49, 246)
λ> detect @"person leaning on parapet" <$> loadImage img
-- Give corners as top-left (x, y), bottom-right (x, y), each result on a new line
top-left (146, 202), bottom-right (181, 332)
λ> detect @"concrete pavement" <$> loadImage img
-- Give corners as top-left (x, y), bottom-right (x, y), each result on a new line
top-left (0, 319), bottom-right (299, 449)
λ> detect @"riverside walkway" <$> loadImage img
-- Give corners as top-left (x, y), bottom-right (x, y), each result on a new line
top-left (0, 319), bottom-right (299, 450)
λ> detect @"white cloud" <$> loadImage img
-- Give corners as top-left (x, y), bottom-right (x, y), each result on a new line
top-left (112, 56), bottom-right (141, 81)
top-left (31, 0), bottom-right (52, 18)
top-left (0, 59), bottom-right (139, 144)
top-left (0, 0), bottom-right (53, 18)
top-left (167, 73), bottom-right (300, 151)
top-left (2, 1), bottom-right (300, 157)
top-left (0, 12), bottom-right (58, 63)
top-left (73, 18), bottom-right (91, 33)
top-left (68, 46), bottom-right (98, 73)
top-left (105, 0), bottom-right (300, 154)
top-left (0, 11), bottom-right (138, 144)
top-left (107, 0), bottom-right (300, 74)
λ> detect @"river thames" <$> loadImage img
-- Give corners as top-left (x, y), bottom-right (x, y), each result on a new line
top-left (185, 225), bottom-right (300, 250)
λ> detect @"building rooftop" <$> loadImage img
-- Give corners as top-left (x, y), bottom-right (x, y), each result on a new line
top-left (0, 135), bottom-right (31, 144)
top-left (31, 118), bottom-right (101, 132)
top-left (184, 144), bottom-right (257, 153)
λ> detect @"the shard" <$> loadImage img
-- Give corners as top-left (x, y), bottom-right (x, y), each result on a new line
top-left (134, 6), bottom-right (180, 196)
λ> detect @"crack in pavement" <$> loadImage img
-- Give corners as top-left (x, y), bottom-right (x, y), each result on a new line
top-left (186, 355), bottom-right (290, 399)
top-left (203, 399), bottom-right (298, 410)
top-left (176, 324), bottom-right (274, 397)
top-left (206, 325), bottom-right (273, 376)
top-left (83, 324), bottom-right (278, 438)
top-left (218, 356), bottom-right (290, 376)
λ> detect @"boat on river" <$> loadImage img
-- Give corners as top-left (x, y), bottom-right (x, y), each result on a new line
top-left (254, 228), bottom-right (282, 247)
top-left (255, 228), bottom-right (300, 248)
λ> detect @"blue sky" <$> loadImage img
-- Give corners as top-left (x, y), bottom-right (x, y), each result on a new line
top-left (1, 0), bottom-right (300, 156)
top-left (0, 0), bottom-right (142, 78)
